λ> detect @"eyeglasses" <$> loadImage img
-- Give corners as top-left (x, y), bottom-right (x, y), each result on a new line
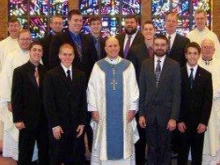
top-left (19, 38), bottom-right (32, 41)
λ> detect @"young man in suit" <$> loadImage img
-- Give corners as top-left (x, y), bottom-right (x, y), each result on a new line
top-left (165, 12), bottom-right (190, 67)
top-left (49, 9), bottom-right (97, 77)
top-left (12, 41), bottom-right (49, 165)
top-left (44, 43), bottom-right (87, 165)
top-left (88, 15), bottom-right (106, 60)
top-left (139, 34), bottom-right (181, 165)
top-left (116, 14), bottom-right (144, 58)
top-left (177, 42), bottom-right (213, 165)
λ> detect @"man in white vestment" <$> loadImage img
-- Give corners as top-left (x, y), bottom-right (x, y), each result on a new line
top-left (0, 17), bottom-right (21, 144)
top-left (0, 29), bottom-right (37, 161)
top-left (198, 39), bottom-right (220, 165)
top-left (187, 8), bottom-right (220, 59)
top-left (87, 37), bottom-right (139, 165)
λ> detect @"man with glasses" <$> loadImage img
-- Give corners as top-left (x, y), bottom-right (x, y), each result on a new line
top-left (0, 30), bottom-right (38, 162)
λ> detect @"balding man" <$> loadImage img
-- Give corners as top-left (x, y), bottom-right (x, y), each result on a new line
top-left (198, 39), bottom-right (220, 164)
top-left (87, 37), bottom-right (139, 165)
top-left (40, 15), bottom-right (63, 69)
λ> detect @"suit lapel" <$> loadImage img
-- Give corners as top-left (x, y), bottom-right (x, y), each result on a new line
top-left (57, 65), bottom-right (70, 88)
top-left (158, 57), bottom-right (169, 85)
top-left (27, 66), bottom-right (39, 91)
top-left (193, 66), bottom-right (202, 88)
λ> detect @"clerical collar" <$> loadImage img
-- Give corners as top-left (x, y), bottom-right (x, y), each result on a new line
top-left (106, 56), bottom-right (121, 65)
top-left (202, 58), bottom-right (212, 65)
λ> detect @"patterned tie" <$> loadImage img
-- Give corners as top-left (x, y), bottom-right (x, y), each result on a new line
top-left (148, 46), bottom-right (154, 58)
top-left (124, 35), bottom-right (132, 58)
top-left (95, 37), bottom-right (101, 59)
top-left (189, 68), bottom-right (194, 89)
top-left (155, 60), bottom-right (161, 87)
top-left (74, 36), bottom-right (82, 62)
top-left (34, 67), bottom-right (39, 86)
top-left (167, 35), bottom-right (171, 55)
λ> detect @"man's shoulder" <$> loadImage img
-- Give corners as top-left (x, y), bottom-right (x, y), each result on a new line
top-left (175, 33), bottom-right (190, 43)
top-left (198, 66), bottom-right (212, 77)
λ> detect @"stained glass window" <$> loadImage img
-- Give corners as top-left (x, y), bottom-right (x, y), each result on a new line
top-left (80, 0), bottom-right (141, 36)
top-left (9, 0), bottom-right (69, 39)
top-left (152, 0), bottom-right (211, 36)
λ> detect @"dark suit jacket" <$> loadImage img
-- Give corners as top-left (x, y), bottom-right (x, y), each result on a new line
top-left (40, 33), bottom-right (54, 69)
top-left (87, 33), bottom-right (107, 60)
top-left (43, 65), bottom-right (87, 132)
top-left (179, 66), bottom-right (213, 126)
top-left (168, 33), bottom-right (190, 68)
top-left (116, 31), bottom-right (144, 58)
top-left (49, 30), bottom-right (97, 77)
top-left (12, 61), bottom-right (47, 131)
top-left (127, 42), bottom-right (149, 79)
top-left (139, 57), bottom-right (181, 126)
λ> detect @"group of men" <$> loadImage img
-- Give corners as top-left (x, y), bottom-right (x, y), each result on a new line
top-left (0, 7), bottom-right (219, 165)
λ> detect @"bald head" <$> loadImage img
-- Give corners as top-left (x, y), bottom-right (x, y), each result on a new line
top-left (201, 39), bottom-right (215, 60)
top-left (105, 37), bottom-right (120, 59)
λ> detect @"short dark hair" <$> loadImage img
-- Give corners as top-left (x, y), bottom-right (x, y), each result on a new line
top-left (29, 41), bottom-right (42, 50)
top-left (89, 15), bottom-right (102, 24)
top-left (67, 9), bottom-right (82, 21)
top-left (8, 17), bottom-right (20, 25)
top-left (185, 42), bottom-right (201, 54)
top-left (154, 34), bottom-right (168, 44)
top-left (124, 15), bottom-right (138, 22)
top-left (143, 20), bottom-right (155, 29)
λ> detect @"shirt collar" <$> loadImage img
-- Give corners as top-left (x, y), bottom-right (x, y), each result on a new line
top-left (61, 63), bottom-right (72, 74)
top-left (186, 63), bottom-right (198, 75)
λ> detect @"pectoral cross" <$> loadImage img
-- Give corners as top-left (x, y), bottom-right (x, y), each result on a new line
top-left (111, 79), bottom-right (117, 90)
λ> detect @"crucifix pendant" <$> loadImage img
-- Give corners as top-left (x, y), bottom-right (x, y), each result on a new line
top-left (111, 79), bottom-right (117, 90)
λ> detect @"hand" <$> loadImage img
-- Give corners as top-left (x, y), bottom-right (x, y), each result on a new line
top-left (139, 116), bottom-right (146, 128)
top-left (167, 119), bottom-right (176, 131)
top-left (52, 126), bottom-right (64, 140)
top-left (76, 125), bottom-right (84, 138)
top-left (197, 123), bottom-right (207, 134)
top-left (127, 110), bottom-right (135, 123)
top-left (15, 122), bottom-right (25, 130)
top-left (7, 102), bottom-right (12, 112)
top-left (178, 122), bottom-right (186, 133)
top-left (92, 111), bottom-right (99, 123)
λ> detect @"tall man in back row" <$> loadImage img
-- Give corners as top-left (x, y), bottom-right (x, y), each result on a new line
top-left (116, 15), bottom-right (144, 58)
top-left (139, 35), bottom-right (181, 165)
top-left (49, 9), bottom-right (97, 77)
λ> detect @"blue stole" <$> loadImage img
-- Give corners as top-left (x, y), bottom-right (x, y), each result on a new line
top-left (97, 59), bottom-right (130, 160)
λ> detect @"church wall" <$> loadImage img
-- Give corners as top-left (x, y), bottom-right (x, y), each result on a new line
top-left (0, 0), bottom-right (219, 40)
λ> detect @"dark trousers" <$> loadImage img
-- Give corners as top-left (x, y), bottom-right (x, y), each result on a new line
top-left (177, 124), bottom-right (204, 165)
top-left (49, 129), bottom-right (83, 165)
top-left (18, 127), bottom-right (49, 165)
top-left (146, 118), bottom-right (172, 165)
top-left (135, 124), bottom-right (146, 165)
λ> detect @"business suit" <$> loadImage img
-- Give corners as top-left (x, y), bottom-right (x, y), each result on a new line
top-left (178, 66), bottom-right (213, 165)
top-left (49, 30), bottom-right (97, 77)
top-left (116, 31), bottom-right (144, 58)
top-left (40, 33), bottom-right (55, 69)
top-left (43, 65), bottom-right (87, 165)
top-left (127, 42), bottom-right (150, 79)
top-left (167, 33), bottom-right (190, 68)
top-left (12, 61), bottom-right (49, 165)
top-left (139, 57), bottom-right (181, 165)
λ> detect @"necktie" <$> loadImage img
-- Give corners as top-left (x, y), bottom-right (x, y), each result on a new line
top-left (74, 36), bottom-right (82, 62)
top-left (95, 38), bottom-right (101, 59)
top-left (148, 47), bottom-right (154, 58)
top-left (189, 68), bottom-right (194, 89)
top-left (124, 35), bottom-right (132, 58)
top-left (67, 70), bottom-right (72, 85)
top-left (34, 67), bottom-right (39, 86)
top-left (155, 60), bottom-right (161, 87)
top-left (167, 35), bottom-right (171, 55)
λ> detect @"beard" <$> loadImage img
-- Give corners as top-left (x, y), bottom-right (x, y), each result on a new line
top-left (154, 49), bottom-right (167, 57)
top-left (125, 26), bottom-right (137, 35)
